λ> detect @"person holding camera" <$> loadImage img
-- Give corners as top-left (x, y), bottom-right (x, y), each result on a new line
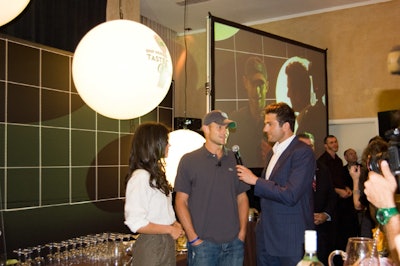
top-left (348, 137), bottom-right (389, 238)
top-left (364, 160), bottom-right (400, 264)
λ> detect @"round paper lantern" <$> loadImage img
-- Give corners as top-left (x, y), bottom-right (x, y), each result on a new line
top-left (165, 129), bottom-right (205, 186)
top-left (72, 20), bottom-right (173, 120)
top-left (0, 0), bottom-right (30, 26)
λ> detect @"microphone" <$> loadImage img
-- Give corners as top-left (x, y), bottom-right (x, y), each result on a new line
top-left (232, 145), bottom-right (243, 165)
top-left (216, 161), bottom-right (222, 167)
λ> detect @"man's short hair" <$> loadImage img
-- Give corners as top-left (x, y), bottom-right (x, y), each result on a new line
top-left (297, 132), bottom-right (315, 144)
top-left (265, 102), bottom-right (296, 132)
top-left (323, 135), bottom-right (336, 144)
top-left (343, 148), bottom-right (355, 157)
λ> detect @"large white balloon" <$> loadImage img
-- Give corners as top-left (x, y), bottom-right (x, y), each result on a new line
top-left (165, 129), bottom-right (205, 187)
top-left (72, 20), bottom-right (173, 120)
top-left (0, 0), bottom-right (30, 26)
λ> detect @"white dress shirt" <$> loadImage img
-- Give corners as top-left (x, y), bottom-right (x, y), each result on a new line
top-left (124, 169), bottom-right (176, 233)
top-left (265, 135), bottom-right (295, 179)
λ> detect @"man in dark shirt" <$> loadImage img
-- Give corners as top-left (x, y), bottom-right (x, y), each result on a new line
top-left (298, 132), bottom-right (337, 265)
top-left (317, 135), bottom-right (359, 257)
top-left (174, 110), bottom-right (250, 266)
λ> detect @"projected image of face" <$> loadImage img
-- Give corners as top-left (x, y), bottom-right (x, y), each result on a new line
top-left (244, 73), bottom-right (267, 110)
top-left (275, 56), bottom-right (310, 107)
top-left (286, 61), bottom-right (310, 112)
top-left (242, 57), bottom-right (269, 119)
top-left (275, 56), bottom-right (327, 156)
top-left (227, 56), bottom-right (270, 167)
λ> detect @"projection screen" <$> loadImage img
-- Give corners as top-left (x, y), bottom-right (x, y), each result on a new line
top-left (208, 15), bottom-right (328, 168)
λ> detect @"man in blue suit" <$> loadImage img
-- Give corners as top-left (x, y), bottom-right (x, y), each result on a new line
top-left (237, 102), bottom-right (316, 265)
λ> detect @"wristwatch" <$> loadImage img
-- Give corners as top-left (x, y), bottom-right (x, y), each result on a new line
top-left (376, 207), bottom-right (400, 225)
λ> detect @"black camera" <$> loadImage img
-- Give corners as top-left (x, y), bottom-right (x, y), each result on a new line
top-left (368, 127), bottom-right (400, 176)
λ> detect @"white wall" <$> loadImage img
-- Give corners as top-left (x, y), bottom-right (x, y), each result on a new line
top-left (328, 118), bottom-right (379, 163)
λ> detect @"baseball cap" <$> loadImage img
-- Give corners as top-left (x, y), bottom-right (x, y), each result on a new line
top-left (203, 110), bottom-right (236, 129)
top-left (244, 56), bottom-right (267, 77)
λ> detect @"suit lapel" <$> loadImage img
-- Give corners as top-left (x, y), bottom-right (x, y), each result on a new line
top-left (269, 138), bottom-right (297, 180)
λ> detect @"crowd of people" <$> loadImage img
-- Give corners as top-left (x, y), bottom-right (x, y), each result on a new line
top-left (121, 55), bottom-right (399, 265)
top-left (122, 104), bottom-right (399, 266)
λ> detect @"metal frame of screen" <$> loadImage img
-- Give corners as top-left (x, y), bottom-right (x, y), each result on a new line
top-left (207, 14), bottom-right (328, 168)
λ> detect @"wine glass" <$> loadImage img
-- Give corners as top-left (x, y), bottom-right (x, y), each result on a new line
top-left (32, 245), bottom-right (45, 265)
top-left (13, 249), bottom-right (23, 265)
top-left (67, 238), bottom-right (79, 263)
top-left (112, 234), bottom-right (125, 265)
top-left (21, 248), bottom-right (33, 266)
top-left (52, 242), bottom-right (62, 265)
top-left (45, 243), bottom-right (53, 265)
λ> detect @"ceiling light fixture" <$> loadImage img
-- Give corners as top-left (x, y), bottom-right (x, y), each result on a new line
top-left (72, 1), bottom-right (172, 120)
top-left (0, 0), bottom-right (30, 27)
top-left (165, 0), bottom-right (205, 186)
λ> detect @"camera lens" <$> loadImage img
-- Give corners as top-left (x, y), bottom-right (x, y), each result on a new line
top-left (367, 152), bottom-right (389, 174)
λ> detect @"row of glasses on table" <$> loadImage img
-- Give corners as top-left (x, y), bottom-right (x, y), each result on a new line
top-left (12, 232), bottom-right (137, 265)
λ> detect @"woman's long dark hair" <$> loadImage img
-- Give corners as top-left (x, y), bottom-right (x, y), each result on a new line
top-left (127, 122), bottom-right (172, 196)
top-left (362, 136), bottom-right (389, 169)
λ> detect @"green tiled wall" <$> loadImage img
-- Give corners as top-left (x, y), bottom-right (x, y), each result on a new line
top-left (0, 34), bottom-right (174, 258)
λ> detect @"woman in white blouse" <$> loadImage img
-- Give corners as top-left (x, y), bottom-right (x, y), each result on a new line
top-left (124, 122), bottom-right (184, 265)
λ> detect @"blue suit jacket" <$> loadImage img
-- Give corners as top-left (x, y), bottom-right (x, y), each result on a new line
top-left (255, 137), bottom-right (316, 257)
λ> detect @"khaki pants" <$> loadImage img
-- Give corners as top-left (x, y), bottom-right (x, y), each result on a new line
top-left (132, 234), bottom-right (175, 266)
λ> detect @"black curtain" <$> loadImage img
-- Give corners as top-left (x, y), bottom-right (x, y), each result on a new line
top-left (0, 0), bottom-right (107, 52)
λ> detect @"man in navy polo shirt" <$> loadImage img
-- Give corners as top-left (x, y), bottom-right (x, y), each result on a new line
top-left (174, 110), bottom-right (250, 266)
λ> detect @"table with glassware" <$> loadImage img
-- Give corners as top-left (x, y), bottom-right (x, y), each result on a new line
top-left (11, 232), bottom-right (136, 265)
top-left (9, 220), bottom-right (257, 266)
